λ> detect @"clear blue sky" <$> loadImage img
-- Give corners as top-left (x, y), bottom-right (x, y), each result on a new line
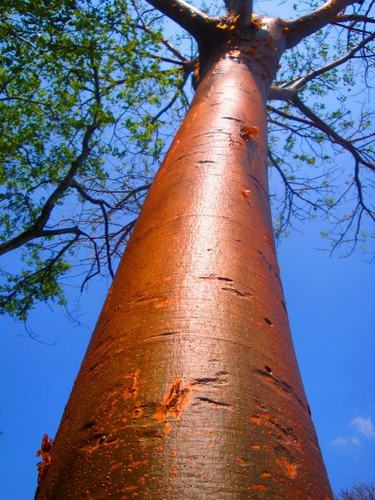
top-left (0, 221), bottom-right (374, 498)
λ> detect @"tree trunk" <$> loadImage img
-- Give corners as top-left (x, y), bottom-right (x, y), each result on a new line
top-left (36, 53), bottom-right (333, 499)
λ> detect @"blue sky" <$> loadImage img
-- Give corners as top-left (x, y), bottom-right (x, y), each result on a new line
top-left (0, 220), bottom-right (374, 498)
top-left (279, 229), bottom-right (375, 493)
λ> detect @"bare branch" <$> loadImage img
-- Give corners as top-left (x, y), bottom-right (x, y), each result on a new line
top-left (282, 0), bottom-right (364, 49)
top-left (151, 67), bottom-right (191, 122)
top-left (289, 96), bottom-right (375, 172)
top-left (69, 180), bottom-right (113, 209)
top-left (100, 203), bottom-right (115, 279)
top-left (290, 32), bottom-right (375, 91)
top-left (110, 219), bottom-right (137, 258)
top-left (80, 237), bottom-right (102, 291)
top-left (269, 150), bottom-right (322, 211)
top-left (335, 14), bottom-right (375, 23)
top-left (142, 0), bottom-right (216, 40)
top-left (268, 86), bottom-right (297, 101)
top-left (129, 3), bottom-right (190, 62)
top-left (38, 227), bottom-right (84, 238)
top-left (270, 97), bottom-right (375, 249)
top-left (0, 122), bottom-right (98, 256)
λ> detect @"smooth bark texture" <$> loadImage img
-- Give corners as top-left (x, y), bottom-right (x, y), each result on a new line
top-left (36, 25), bottom-right (332, 500)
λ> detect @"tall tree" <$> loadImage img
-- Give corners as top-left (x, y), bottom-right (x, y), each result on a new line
top-left (0, 0), bottom-right (373, 498)
top-left (1, 0), bottom-right (374, 319)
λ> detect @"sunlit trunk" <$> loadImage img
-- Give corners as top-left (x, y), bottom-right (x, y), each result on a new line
top-left (36, 54), bottom-right (333, 499)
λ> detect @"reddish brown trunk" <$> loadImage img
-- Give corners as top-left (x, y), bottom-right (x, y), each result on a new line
top-left (36, 55), bottom-right (333, 499)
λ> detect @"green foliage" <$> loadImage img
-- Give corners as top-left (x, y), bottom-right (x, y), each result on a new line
top-left (269, 14), bottom-right (375, 250)
top-left (0, 0), bottom-right (374, 318)
top-left (0, 0), bottom-right (190, 319)
top-left (0, 249), bottom-right (71, 320)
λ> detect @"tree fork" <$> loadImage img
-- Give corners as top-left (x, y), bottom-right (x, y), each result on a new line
top-left (36, 53), bottom-right (333, 499)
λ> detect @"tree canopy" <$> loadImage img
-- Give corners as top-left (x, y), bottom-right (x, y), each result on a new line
top-left (0, 0), bottom-right (374, 319)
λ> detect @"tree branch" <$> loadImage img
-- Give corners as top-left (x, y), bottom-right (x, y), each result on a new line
top-left (334, 13), bottom-right (375, 23)
top-left (0, 234), bottom-right (80, 312)
top-left (110, 219), bottom-right (137, 258)
top-left (0, 122), bottom-right (98, 256)
top-left (282, 0), bottom-right (364, 49)
top-left (224, 0), bottom-right (253, 24)
top-left (289, 95), bottom-right (375, 171)
top-left (129, 3), bottom-right (191, 62)
top-left (269, 150), bottom-right (322, 211)
top-left (290, 31), bottom-right (375, 91)
top-left (151, 66), bottom-right (191, 123)
top-left (270, 98), bottom-right (375, 241)
top-left (119, 184), bottom-right (152, 206)
top-left (69, 179), bottom-right (113, 209)
top-left (268, 86), bottom-right (297, 101)
top-left (143, 0), bottom-right (216, 40)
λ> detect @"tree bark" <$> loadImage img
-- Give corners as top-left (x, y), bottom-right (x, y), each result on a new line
top-left (36, 49), bottom-right (333, 499)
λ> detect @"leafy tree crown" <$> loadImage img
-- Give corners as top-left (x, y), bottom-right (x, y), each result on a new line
top-left (0, 0), bottom-right (374, 319)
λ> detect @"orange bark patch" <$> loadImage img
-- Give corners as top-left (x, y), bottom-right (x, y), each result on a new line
top-left (138, 474), bottom-right (149, 486)
top-left (128, 460), bottom-right (143, 469)
top-left (251, 416), bottom-right (262, 425)
top-left (281, 457), bottom-right (298, 478)
top-left (242, 189), bottom-right (251, 197)
top-left (155, 298), bottom-right (171, 308)
top-left (163, 422), bottom-right (172, 437)
top-left (263, 230), bottom-right (273, 247)
top-left (251, 17), bottom-right (265, 28)
top-left (123, 369), bottom-right (140, 400)
top-left (153, 379), bottom-right (194, 424)
top-left (250, 484), bottom-right (267, 491)
top-left (121, 484), bottom-right (138, 493)
top-left (36, 434), bottom-right (53, 485)
top-left (240, 125), bottom-right (259, 142)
